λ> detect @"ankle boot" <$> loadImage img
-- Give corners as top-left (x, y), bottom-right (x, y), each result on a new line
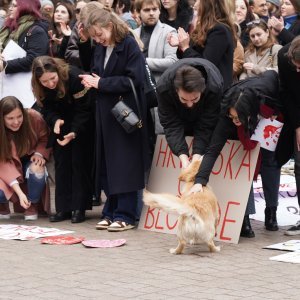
top-left (240, 215), bottom-right (255, 238)
top-left (265, 207), bottom-right (278, 231)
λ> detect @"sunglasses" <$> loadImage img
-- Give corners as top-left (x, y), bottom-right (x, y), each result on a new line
top-left (246, 19), bottom-right (267, 28)
top-left (75, 8), bottom-right (81, 14)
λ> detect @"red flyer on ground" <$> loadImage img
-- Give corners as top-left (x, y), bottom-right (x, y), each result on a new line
top-left (41, 236), bottom-right (85, 245)
top-left (82, 239), bottom-right (126, 248)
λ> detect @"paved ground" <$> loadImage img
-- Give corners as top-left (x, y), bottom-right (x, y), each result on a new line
top-left (1, 200), bottom-right (300, 300)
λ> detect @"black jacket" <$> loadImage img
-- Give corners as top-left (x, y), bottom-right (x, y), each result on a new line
top-left (157, 58), bottom-right (224, 157)
top-left (5, 19), bottom-right (49, 74)
top-left (278, 16), bottom-right (300, 46)
top-left (195, 70), bottom-right (281, 185)
top-left (177, 23), bottom-right (234, 89)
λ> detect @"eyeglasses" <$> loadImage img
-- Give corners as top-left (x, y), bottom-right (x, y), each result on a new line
top-left (35, 63), bottom-right (54, 73)
top-left (75, 8), bottom-right (81, 14)
top-left (227, 113), bottom-right (240, 121)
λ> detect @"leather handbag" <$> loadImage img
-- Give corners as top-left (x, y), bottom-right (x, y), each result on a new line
top-left (111, 78), bottom-right (143, 133)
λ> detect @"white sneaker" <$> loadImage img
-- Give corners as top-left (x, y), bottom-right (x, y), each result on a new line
top-left (24, 214), bottom-right (38, 221)
top-left (0, 214), bottom-right (10, 220)
top-left (284, 220), bottom-right (300, 236)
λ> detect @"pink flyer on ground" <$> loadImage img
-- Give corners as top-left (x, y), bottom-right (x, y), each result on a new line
top-left (82, 239), bottom-right (126, 248)
top-left (41, 236), bottom-right (85, 245)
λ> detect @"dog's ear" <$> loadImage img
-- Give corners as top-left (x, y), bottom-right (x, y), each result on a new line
top-left (179, 160), bottom-right (201, 182)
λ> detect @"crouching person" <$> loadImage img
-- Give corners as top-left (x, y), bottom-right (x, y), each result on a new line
top-left (0, 96), bottom-right (50, 221)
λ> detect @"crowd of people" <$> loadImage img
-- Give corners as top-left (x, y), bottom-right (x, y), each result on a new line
top-left (0, 0), bottom-right (300, 238)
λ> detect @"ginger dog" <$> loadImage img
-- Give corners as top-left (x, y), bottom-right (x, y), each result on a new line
top-left (143, 160), bottom-right (220, 254)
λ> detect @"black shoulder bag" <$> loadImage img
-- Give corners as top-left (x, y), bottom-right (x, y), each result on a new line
top-left (111, 77), bottom-right (143, 133)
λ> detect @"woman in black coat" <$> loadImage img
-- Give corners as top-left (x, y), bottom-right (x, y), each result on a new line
top-left (190, 71), bottom-right (283, 238)
top-left (168, 0), bottom-right (236, 89)
top-left (31, 56), bottom-right (94, 223)
top-left (80, 9), bottom-right (149, 232)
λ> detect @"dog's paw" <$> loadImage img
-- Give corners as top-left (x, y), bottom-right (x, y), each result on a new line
top-left (212, 245), bottom-right (221, 252)
top-left (169, 248), bottom-right (181, 255)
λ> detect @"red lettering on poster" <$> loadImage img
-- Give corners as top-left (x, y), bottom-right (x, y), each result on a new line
top-left (224, 142), bottom-right (242, 180)
top-left (155, 210), bottom-right (164, 230)
top-left (144, 207), bottom-right (155, 229)
top-left (235, 150), bottom-right (251, 181)
top-left (156, 138), bottom-right (168, 167)
top-left (219, 201), bottom-right (240, 241)
top-left (166, 214), bottom-right (178, 230)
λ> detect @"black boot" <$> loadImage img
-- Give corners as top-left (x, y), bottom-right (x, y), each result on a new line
top-left (265, 207), bottom-right (278, 231)
top-left (240, 215), bottom-right (255, 238)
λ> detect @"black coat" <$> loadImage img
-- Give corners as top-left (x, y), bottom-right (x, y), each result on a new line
top-left (177, 23), bottom-right (234, 89)
top-left (157, 58), bottom-right (224, 157)
top-left (89, 35), bottom-right (149, 196)
top-left (5, 20), bottom-right (49, 74)
top-left (196, 71), bottom-right (281, 185)
top-left (276, 43), bottom-right (300, 165)
top-left (278, 16), bottom-right (300, 46)
top-left (41, 66), bottom-right (94, 211)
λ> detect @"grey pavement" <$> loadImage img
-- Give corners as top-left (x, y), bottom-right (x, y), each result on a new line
top-left (1, 199), bottom-right (300, 300)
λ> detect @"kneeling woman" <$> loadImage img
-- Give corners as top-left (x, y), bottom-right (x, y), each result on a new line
top-left (31, 56), bottom-right (94, 223)
top-left (0, 96), bottom-right (50, 220)
top-left (190, 71), bottom-right (283, 238)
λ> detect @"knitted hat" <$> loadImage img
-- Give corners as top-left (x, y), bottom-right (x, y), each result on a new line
top-left (290, 0), bottom-right (300, 13)
top-left (266, 0), bottom-right (281, 8)
top-left (40, 0), bottom-right (54, 8)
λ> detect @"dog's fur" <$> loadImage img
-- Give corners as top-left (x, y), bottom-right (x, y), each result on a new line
top-left (143, 160), bottom-right (220, 254)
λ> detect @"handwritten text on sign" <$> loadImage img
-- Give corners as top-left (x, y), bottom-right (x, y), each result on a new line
top-left (138, 135), bottom-right (260, 244)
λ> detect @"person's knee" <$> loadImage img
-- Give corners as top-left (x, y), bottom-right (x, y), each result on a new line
top-left (29, 163), bottom-right (46, 177)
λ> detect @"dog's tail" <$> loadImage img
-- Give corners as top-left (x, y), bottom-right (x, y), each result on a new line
top-left (143, 190), bottom-right (193, 216)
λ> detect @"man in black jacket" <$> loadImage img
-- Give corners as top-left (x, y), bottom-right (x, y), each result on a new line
top-left (278, 36), bottom-right (300, 236)
top-left (157, 58), bottom-right (223, 168)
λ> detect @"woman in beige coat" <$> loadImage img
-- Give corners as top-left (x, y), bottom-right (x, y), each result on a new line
top-left (0, 96), bottom-right (50, 220)
top-left (240, 19), bottom-right (282, 80)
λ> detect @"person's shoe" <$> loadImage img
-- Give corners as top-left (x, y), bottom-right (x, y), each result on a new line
top-left (0, 214), bottom-right (10, 220)
top-left (107, 221), bottom-right (135, 232)
top-left (49, 211), bottom-right (72, 222)
top-left (71, 210), bottom-right (85, 223)
top-left (284, 220), bottom-right (300, 236)
top-left (265, 207), bottom-right (278, 231)
top-left (24, 214), bottom-right (38, 221)
top-left (96, 218), bottom-right (112, 230)
top-left (240, 215), bottom-right (255, 238)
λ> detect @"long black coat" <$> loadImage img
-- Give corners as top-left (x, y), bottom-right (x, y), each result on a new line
top-left (278, 16), bottom-right (300, 46)
top-left (157, 58), bottom-right (224, 157)
top-left (41, 66), bottom-right (94, 211)
top-left (276, 43), bottom-right (300, 165)
top-left (90, 35), bottom-right (149, 196)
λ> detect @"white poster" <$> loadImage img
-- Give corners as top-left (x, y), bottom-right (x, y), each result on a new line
top-left (251, 118), bottom-right (283, 151)
top-left (139, 135), bottom-right (260, 244)
top-left (270, 251), bottom-right (300, 264)
top-left (0, 40), bottom-right (35, 108)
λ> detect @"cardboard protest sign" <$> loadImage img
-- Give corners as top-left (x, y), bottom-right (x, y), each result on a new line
top-left (0, 40), bottom-right (35, 108)
top-left (251, 118), bottom-right (283, 151)
top-left (270, 251), bottom-right (300, 264)
top-left (138, 135), bottom-right (260, 244)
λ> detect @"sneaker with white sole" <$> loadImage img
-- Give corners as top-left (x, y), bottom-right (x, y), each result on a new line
top-left (284, 220), bottom-right (300, 236)
top-left (0, 214), bottom-right (10, 220)
top-left (24, 214), bottom-right (38, 221)
top-left (107, 220), bottom-right (135, 232)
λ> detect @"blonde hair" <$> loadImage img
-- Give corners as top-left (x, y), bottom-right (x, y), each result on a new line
top-left (85, 8), bottom-right (129, 44)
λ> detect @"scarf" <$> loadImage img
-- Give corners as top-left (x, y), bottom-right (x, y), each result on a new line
top-left (284, 15), bottom-right (298, 30)
top-left (0, 15), bottom-right (35, 49)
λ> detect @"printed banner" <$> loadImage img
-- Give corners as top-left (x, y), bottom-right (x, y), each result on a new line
top-left (139, 135), bottom-right (260, 244)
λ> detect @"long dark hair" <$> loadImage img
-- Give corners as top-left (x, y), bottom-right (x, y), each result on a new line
top-left (0, 96), bottom-right (37, 162)
top-left (31, 56), bottom-right (69, 105)
top-left (221, 87), bottom-right (260, 133)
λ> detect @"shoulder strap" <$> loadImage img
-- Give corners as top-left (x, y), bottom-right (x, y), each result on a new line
top-left (268, 45), bottom-right (274, 68)
top-left (128, 78), bottom-right (142, 122)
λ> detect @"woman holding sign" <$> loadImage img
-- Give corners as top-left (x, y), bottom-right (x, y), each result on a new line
top-left (189, 70), bottom-right (283, 238)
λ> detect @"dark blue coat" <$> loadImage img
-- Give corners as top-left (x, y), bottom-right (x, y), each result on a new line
top-left (90, 35), bottom-right (149, 195)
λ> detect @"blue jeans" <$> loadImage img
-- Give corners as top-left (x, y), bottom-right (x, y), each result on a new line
top-left (23, 161), bottom-right (47, 203)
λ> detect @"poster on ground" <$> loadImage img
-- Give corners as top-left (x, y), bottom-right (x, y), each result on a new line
top-left (139, 135), bottom-right (260, 244)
